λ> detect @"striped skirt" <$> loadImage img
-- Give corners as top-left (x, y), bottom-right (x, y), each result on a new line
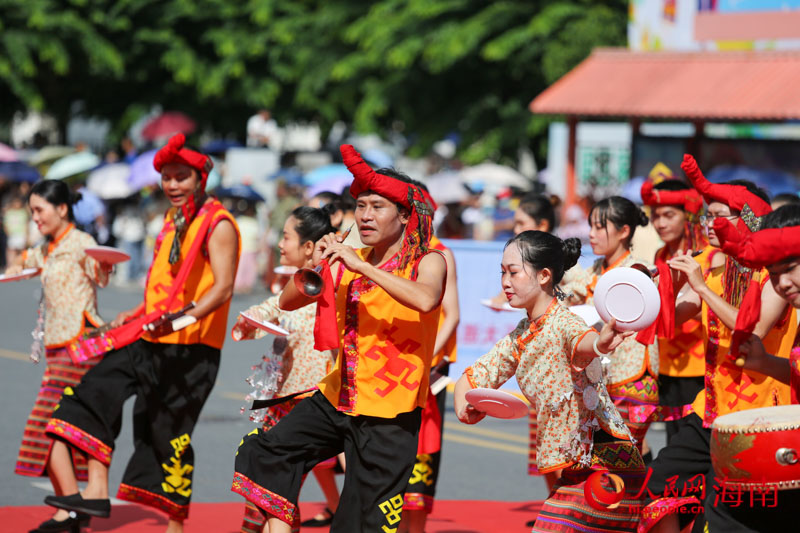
top-left (533, 440), bottom-right (646, 533)
top-left (607, 374), bottom-right (659, 448)
top-left (15, 347), bottom-right (99, 479)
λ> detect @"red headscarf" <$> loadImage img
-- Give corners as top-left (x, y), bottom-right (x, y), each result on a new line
top-left (342, 144), bottom-right (435, 270)
top-left (715, 219), bottom-right (800, 269)
top-left (153, 133), bottom-right (213, 188)
top-left (680, 154), bottom-right (771, 233)
top-left (154, 133), bottom-right (214, 220)
top-left (636, 181), bottom-right (706, 345)
top-left (312, 145), bottom-right (436, 351)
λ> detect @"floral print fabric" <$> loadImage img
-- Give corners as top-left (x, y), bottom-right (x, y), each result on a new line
top-left (23, 226), bottom-right (107, 348)
top-left (465, 301), bottom-right (632, 473)
top-left (232, 294), bottom-right (335, 395)
top-left (561, 253), bottom-right (659, 385)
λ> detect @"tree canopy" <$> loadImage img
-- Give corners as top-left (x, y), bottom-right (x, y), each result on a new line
top-left (1, 0), bottom-right (627, 162)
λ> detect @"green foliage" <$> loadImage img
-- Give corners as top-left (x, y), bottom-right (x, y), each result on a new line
top-left (0, 0), bottom-right (627, 163)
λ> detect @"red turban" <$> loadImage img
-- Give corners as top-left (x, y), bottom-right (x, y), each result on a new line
top-left (312, 145), bottom-right (435, 351)
top-left (153, 133), bottom-right (214, 189)
top-left (680, 154), bottom-right (771, 233)
top-left (636, 181), bottom-right (706, 345)
top-left (640, 180), bottom-right (703, 215)
top-left (342, 144), bottom-right (434, 269)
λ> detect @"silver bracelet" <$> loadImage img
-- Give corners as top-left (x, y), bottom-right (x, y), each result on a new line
top-left (593, 337), bottom-right (609, 357)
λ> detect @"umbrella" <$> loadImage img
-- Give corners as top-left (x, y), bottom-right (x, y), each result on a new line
top-left (141, 112), bottom-right (196, 141)
top-left (306, 175), bottom-right (353, 198)
top-left (460, 163), bottom-right (531, 191)
top-left (0, 142), bottom-right (18, 162)
top-left (73, 188), bottom-right (106, 225)
top-left (215, 184), bottom-right (265, 203)
top-left (87, 163), bottom-right (134, 199)
top-left (45, 151), bottom-right (100, 180)
top-left (707, 165), bottom-right (798, 197)
top-left (426, 172), bottom-right (470, 205)
top-left (127, 149), bottom-right (160, 190)
top-left (0, 161), bottom-right (40, 183)
top-left (202, 139), bottom-right (242, 154)
top-left (29, 146), bottom-right (75, 167)
top-left (303, 164), bottom-right (350, 186)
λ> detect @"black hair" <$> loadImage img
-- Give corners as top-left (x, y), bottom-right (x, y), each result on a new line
top-left (653, 180), bottom-right (691, 192)
top-left (517, 194), bottom-right (558, 232)
top-left (311, 191), bottom-right (342, 208)
top-left (771, 193), bottom-right (800, 207)
top-left (762, 204), bottom-right (800, 230)
top-left (29, 180), bottom-right (81, 222)
top-left (723, 179), bottom-right (770, 207)
top-left (588, 196), bottom-right (648, 246)
top-left (505, 231), bottom-right (581, 285)
top-left (289, 205), bottom-right (336, 244)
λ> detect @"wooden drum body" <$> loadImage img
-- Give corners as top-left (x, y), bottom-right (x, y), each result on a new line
top-left (711, 405), bottom-right (800, 490)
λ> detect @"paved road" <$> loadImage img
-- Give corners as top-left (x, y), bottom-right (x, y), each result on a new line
top-left (0, 280), bottom-right (665, 508)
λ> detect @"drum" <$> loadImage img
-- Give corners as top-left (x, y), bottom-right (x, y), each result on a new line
top-left (710, 405), bottom-right (800, 490)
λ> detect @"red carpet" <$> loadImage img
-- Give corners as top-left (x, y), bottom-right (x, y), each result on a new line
top-left (2, 500), bottom-right (542, 532)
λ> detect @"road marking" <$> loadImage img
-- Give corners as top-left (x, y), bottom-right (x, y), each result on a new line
top-left (219, 391), bottom-right (246, 401)
top-left (0, 348), bottom-right (29, 361)
top-left (443, 431), bottom-right (528, 455)
top-left (443, 421), bottom-right (528, 444)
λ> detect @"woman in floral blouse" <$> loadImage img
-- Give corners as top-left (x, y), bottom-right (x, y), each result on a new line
top-left (7, 180), bottom-right (111, 533)
top-left (561, 196), bottom-right (660, 457)
top-left (454, 230), bottom-right (646, 532)
top-left (231, 205), bottom-right (339, 532)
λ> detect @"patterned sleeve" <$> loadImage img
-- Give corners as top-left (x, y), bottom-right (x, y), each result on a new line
top-left (560, 263), bottom-right (593, 306)
top-left (22, 246), bottom-right (43, 269)
top-left (80, 234), bottom-right (109, 288)
top-left (231, 294), bottom-right (282, 341)
top-left (561, 308), bottom-right (595, 369)
top-left (465, 320), bottom-right (527, 390)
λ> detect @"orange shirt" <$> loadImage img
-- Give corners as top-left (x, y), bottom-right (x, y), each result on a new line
top-left (430, 236), bottom-right (457, 366)
top-left (318, 248), bottom-right (442, 418)
top-left (657, 245), bottom-right (713, 378)
top-left (142, 199), bottom-right (240, 349)
top-left (691, 264), bottom-right (795, 425)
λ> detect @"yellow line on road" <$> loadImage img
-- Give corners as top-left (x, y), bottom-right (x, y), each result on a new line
top-left (443, 421), bottom-right (528, 444)
top-left (0, 348), bottom-right (28, 361)
top-left (220, 391), bottom-right (246, 401)
top-left (443, 431), bottom-right (528, 455)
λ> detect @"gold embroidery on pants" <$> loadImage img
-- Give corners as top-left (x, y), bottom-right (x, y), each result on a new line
top-left (161, 433), bottom-right (193, 497)
top-left (408, 454), bottom-right (434, 486)
top-left (378, 494), bottom-right (404, 532)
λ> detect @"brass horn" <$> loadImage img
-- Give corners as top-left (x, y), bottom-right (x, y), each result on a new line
top-left (293, 264), bottom-right (325, 298)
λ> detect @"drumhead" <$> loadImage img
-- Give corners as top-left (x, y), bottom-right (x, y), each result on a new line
top-left (712, 405), bottom-right (800, 432)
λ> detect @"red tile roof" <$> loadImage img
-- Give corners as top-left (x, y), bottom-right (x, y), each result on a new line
top-left (529, 48), bottom-right (800, 121)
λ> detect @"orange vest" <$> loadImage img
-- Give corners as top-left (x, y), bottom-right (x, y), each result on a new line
top-left (318, 248), bottom-right (442, 418)
top-left (657, 244), bottom-right (713, 377)
top-left (430, 236), bottom-right (457, 366)
top-left (142, 200), bottom-right (240, 349)
top-left (692, 265), bottom-right (795, 424)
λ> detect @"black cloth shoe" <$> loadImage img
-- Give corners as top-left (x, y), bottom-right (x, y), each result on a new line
top-left (300, 507), bottom-right (334, 527)
top-left (44, 493), bottom-right (110, 518)
top-left (29, 511), bottom-right (89, 532)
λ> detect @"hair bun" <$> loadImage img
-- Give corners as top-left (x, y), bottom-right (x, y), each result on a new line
top-left (561, 237), bottom-right (582, 270)
top-left (549, 194), bottom-right (562, 208)
top-left (637, 208), bottom-right (649, 227)
top-left (70, 191), bottom-right (83, 205)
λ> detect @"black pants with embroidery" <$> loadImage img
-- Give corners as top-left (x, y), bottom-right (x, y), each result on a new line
top-left (233, 391), bottom-right (421, 532)
top-left (47, 339), bottom-right (220, 520)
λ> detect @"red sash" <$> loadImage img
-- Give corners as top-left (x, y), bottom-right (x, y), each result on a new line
top-left (66, 205), bottom-right (221, 363)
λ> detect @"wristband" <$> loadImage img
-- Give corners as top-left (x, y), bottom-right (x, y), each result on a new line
top-left (593, 337), bottom-right (609, 357)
